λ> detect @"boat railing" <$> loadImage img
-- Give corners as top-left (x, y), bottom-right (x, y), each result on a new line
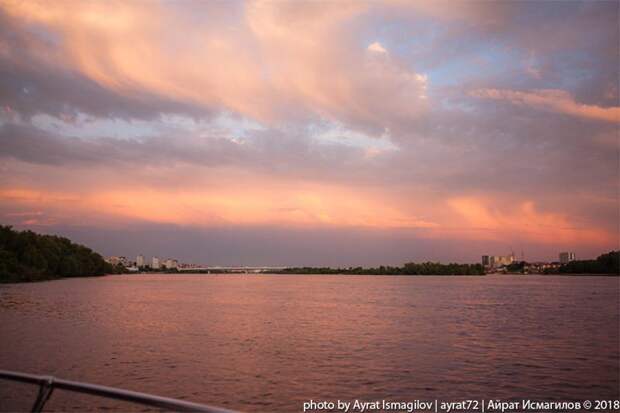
top-left (0, 369), bottom-right (238, 413)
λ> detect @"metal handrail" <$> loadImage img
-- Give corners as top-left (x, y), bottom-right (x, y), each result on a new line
top-left (0, 369), bottom-right (238, 413)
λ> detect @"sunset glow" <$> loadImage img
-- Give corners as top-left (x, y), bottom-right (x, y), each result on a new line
top-left (0, 1), bottom-right (618, 264)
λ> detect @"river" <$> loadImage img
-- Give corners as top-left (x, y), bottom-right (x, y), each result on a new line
top-left (0, 274), bottom-right (618, 412)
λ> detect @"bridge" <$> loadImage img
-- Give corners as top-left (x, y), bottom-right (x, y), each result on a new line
top-left (177, 266), bottom-right (287, 274)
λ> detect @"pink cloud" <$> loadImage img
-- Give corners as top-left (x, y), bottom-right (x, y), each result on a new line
top-left (1, 1), bottom-right (428, 132)
top-left (0, 182), bottom-right (438, 230)
top-left (471, 88), bottom-right (620, 123)
top-left (447, 197), bottom-right (614, 246)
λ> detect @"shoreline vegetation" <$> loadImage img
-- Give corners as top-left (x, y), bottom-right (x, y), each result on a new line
top-left (0, 225), bottom-right (125, 283)
top-left (269, 263), bottom-right (485, 276)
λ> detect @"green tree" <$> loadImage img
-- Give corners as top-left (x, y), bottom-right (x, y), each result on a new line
top-left (0, 225), bottom-right (117, 283)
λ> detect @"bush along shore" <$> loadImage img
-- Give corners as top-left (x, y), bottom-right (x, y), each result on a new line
top-left (0, 225), bottom-right (124, 283)
top-left (272, 262), bottom-right (486, 275)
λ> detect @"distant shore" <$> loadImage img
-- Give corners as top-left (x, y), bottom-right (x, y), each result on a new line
top-left (2, 225), bottom-right (618, 283)
top-left (125, 272), bottom-right (616, 277)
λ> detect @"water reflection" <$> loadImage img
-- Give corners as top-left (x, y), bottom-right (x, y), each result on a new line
top-left (0, 275), bottom-right (618, 411)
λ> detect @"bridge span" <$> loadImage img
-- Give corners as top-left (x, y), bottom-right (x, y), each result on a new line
top-left (177, 266), bottom-right (287, 274)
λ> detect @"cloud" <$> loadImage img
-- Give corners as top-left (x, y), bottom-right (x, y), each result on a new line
top-left (0, 1), bottom-right (618, 262)
top-left (523, 52), bottom-right (542, 79)
top-left (0, 0), bottom-right (428, 135)
top-left (0, 183), bottom-right (438, 231)
top-left (0, 9), bottom-right (211, 121)
top-left (0, 122), bottom-right (247, 167)
top-left (367, 41), bottom-right (387, 54)
top-left (447, 197), bottom-right (613, 246)
top-left (0, 121), bottom-right (397, 182)
top-left (471, 88), bottom-right (620, 123)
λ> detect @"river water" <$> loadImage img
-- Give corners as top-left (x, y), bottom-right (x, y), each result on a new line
top-left (0, 274), bottom-right (618, 412)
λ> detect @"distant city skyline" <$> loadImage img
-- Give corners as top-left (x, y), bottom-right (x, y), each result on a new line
top-left (106, 246), bottom-right (581, 269)
top-left (0, 1), bottom-right (618, 265)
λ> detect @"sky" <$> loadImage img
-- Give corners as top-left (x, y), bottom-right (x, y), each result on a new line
top-left (0, 0), bottom-right (618, 266)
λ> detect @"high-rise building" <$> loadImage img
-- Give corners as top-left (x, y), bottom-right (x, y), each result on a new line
top-left (559, 252), bottom-right (575, 264)
top-left (164, 259), bottom-right (178, 269)
top-left (136, 255), bottom-right (145, 267)
top-left (482, 256), bottom-right (490, 266)
top-left (152, 256), bottom-right (160, 269)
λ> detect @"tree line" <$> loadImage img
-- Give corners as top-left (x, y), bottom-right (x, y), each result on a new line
top-left (273, 262), bottom-right (485, 275)
top-left (0, 225), bottom-right (124, 283)
top-left (546, 251), bottom-right (619, 275)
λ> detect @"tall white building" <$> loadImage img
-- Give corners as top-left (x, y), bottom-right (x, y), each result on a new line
top-left (152, 256), bottom-right (160, 269)
top-left (136, 255), bottom-right (145, 267)
top-left (559, 252), bottom-right (575, 264)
